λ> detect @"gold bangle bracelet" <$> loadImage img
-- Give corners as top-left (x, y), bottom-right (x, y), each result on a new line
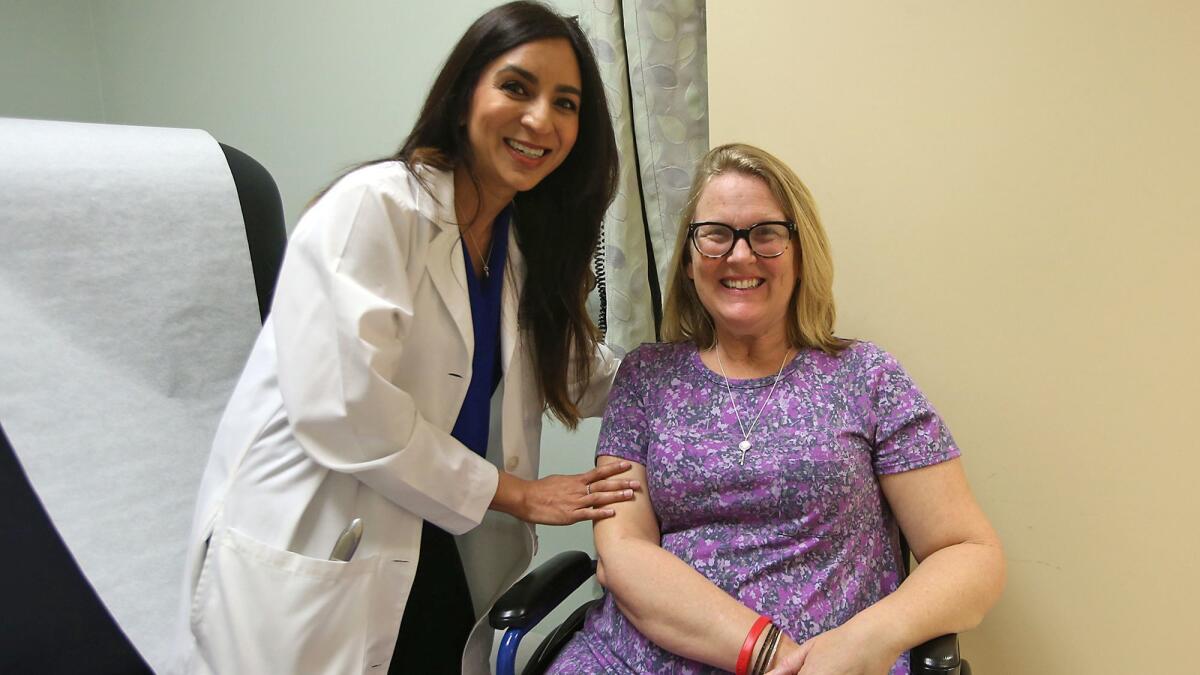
top-left (759, 627), bottom-right (783, 674)
top-left (749, 622), bottom-right (779, 675)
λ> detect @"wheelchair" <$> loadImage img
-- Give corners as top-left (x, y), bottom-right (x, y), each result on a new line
top-left (491, 550), bottom-right (971, 675)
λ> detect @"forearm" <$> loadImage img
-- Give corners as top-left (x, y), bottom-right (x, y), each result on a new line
top-left (490, 470), bottom-right (527, 516)
top-left (841, 539), bottom-right (1006, 656)
top-left (598, 538), bottom-right (762, 671)
top-left (291, 408), bottom-right (497, 534)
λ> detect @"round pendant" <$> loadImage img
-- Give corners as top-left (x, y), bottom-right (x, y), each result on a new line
top-left (738, 440), bottom-right (752, 452)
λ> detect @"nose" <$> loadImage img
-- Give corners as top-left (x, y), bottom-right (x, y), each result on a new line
top-left (522, 100), bottom-right (553, 135)
top-left (727, 236), bottom-right (755, 262)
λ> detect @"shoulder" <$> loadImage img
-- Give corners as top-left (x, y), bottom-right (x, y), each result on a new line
top-left (316, 161), bottom-right (438, 215)
top-left (805, 340), bottom-right (895, 375)
top-left (601, 344), bottom-right (694, 426)
top-left (795, 341), bottom-right (919, 400)
top-left (622, 341), bottom-right (693, 370)
top-left (808, 341), bottom-right (939, 419)
top-left (292, 162), bottom-right (451, 252)
top-left (611, 342), bottom-right (696, 391)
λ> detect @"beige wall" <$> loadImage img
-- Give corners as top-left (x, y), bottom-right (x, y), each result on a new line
top-left (709, 1), bottom-right (1198, 673)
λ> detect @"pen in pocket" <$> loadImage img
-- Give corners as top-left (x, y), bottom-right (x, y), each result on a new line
top-left (328, 518), bottom-right (363, 561)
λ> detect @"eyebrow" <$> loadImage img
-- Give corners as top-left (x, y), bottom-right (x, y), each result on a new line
top-left (691, 220), bottom-right (791, 229)
top-left (498, 64), bottom-right (582, 97)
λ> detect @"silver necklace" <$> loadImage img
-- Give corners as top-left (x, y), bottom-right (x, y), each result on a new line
top-left (460, 201), bottom-right (516, 279)
top-left (715, 344), bottom-right (792, 465)
top-left (462, 225), bottom-right (492, 278)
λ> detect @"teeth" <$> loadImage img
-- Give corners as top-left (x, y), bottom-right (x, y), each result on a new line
top-left (722, 279), bottom-right (762, 289)
top-left (506, 139), bottom-right (546, 158)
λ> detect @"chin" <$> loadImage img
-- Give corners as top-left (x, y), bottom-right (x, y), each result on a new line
top-left (713, 312), bottom-right (774, 334)
top-left (512, 176), bottom-right (550, 194)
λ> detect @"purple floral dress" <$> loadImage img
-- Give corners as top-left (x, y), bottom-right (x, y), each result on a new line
top-left (546, 341), bottom-right (960, 674)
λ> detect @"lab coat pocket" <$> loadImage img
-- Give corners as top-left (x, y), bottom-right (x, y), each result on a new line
top-left (190, 526), bottom-right (378, 675)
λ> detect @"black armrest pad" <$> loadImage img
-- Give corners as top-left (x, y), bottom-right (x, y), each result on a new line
top-left (489, 551), bottom-right (596, 630)
top-left (913, 633), bottom-right (961, 673)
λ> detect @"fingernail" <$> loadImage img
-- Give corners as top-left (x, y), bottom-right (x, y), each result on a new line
top-left (623, 489), bottom-right (633, 497)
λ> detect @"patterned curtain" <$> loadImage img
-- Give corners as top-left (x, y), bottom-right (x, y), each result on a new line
top-left (572, 0), bottom-right (709, 354)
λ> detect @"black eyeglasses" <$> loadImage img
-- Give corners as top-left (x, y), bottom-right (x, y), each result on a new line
top-left (687, 221), bottom-right (796, 258)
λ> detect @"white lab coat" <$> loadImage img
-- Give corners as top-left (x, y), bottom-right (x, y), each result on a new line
top-left (174, 162), bottom-right (617, 674)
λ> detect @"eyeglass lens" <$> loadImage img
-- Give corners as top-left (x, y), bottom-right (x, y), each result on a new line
top-left (692, 222), bottom-right (791, 257)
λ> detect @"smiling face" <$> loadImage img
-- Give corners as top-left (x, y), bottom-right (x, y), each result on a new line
top-left (687, 172), bottom-right (799, 344)
top-left (463, 37), bottom-right (582, 203)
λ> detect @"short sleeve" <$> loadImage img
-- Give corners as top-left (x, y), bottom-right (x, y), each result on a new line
top-left (862, 346), bottom-right (961, 475)
top-left (595, 345), bottom-right (651, 465)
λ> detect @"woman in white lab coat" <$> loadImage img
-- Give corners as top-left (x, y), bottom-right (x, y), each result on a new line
top-left (176, 3), bottom-right (634, 673)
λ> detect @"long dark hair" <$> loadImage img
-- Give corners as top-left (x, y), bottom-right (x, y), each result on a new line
top-left (397, 2), bottom-right (618, 427)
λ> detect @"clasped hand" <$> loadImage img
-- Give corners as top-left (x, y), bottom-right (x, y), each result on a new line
top-left (765, 624), bottom-right (899, 675)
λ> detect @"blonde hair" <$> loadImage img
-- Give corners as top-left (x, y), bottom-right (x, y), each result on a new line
top-left (661, 143), bottom-right (849, 354)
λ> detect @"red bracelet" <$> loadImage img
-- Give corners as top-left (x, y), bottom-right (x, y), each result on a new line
top-left (736, 615), bottom-right (772, 675)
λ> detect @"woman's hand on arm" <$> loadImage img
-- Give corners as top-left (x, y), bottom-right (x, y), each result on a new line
top-left (489, 460), bottom-right (641, 525)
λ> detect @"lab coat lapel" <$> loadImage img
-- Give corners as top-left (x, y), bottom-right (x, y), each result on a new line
top-left (417, 168), bottom-right (473, 354)
top-left (428, 232), bottom-right (472, 354)
top-left (500, 227), bottom-right (523, 374)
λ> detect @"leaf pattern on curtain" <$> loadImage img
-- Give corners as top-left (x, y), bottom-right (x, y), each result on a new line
top-left (573, 0), bottom-right (709, 355)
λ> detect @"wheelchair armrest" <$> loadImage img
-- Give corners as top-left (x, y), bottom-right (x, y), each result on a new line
top-left (489, 551), bottom-right (596, 630)
top-left (912, 633), bottom-right (962, 674)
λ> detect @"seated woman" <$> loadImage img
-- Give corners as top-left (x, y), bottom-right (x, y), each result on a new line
top-left (547, 143), bottom-right (1005, 675)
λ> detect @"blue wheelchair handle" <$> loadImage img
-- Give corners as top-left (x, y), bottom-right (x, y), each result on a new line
top-left (496, 626), bottom-right (529, 675)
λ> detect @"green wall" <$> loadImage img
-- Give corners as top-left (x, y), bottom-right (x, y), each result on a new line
top-left (1, 0), bottom-right (604, 664)
top-left (0, 0), bottom-right (105, 122)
